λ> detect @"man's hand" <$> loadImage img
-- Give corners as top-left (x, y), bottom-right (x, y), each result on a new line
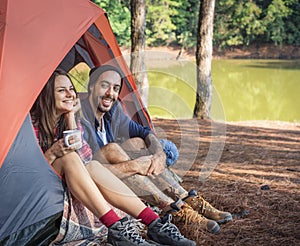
top-left (145, 134), bottom-right (167, 176)
top-left (147, 151), bottom-right (166, 176)
top-left (134, 155), bottom-right (153, 175)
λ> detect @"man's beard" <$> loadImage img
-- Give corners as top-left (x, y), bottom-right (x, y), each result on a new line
top-left (96, 96), bottom-right (115, 113)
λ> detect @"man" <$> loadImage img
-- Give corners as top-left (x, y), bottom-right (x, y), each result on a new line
top-left (80, 65), bottom-right (232, 234)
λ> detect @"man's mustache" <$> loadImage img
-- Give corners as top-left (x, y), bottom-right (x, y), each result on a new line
top-left (98, 96), bottom-right (115, 102)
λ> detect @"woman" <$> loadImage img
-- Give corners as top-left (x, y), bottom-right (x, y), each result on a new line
top-left (30, 69), bottom-right (196, 246)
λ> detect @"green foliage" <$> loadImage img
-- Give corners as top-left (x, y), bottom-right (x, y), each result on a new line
top-left (91, 0), bottom-right (131, 46)
top-left (90, 0), bottom-right (300, 48)
top-left (262, 0), bottom-right (291, 46)
top-left (284, 1), bottom-right (300, 44)
top-left (214, 0), bottom-right (264, 48)
top-left (171, 0), bottom-right (199, 48)
top-left (146, 0), bottom-right (179, 46)
top-left (214, 0), bottom-right (300, 48)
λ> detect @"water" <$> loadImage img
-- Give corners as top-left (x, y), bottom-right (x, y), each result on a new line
top-left (147, 59), bottom-right (300, 122)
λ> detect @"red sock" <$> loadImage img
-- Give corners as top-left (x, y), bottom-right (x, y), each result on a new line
top-left (99, 209), bottom-right (121, 228)
top-left (137, 207), bottom-right (160, 226)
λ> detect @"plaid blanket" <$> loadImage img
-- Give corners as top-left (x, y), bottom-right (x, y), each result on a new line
top-left (50, 190), bottom-right (127, 245)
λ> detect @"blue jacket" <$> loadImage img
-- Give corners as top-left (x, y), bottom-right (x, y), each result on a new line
top-left (80, 97), bottom-right (152, 154)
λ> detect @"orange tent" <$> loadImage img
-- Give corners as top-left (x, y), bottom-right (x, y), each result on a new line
top-left (0, 0), bottom-right (151, 242)
top-left (0, 0), bottom-right (151, 168)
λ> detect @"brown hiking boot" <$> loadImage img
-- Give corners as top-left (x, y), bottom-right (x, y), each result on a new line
top-left (183, 190), bottom-right (233, 224)
top-left (170, 200), bottom-right (220, 234)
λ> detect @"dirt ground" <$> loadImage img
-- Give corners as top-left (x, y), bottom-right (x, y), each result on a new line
top-left (122, 44), bottom-right (300, 245)
top-left (152, 118), bottom-right (300, 246)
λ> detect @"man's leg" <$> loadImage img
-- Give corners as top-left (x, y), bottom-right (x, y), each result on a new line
top-left (94, 142), bottom-right (130, 163)
top-left (96, 139), bottom-right (232, 228)
top-left (149, 168), bottom-right (188, 199)
top-left (120, 137), bottom-right (149, 159)
top-left (122, 174), bottom-right (175, 209)
top-left (119, 138), bottom-right (189, 200)
top-left (93, 142), bottom-right (175, 209)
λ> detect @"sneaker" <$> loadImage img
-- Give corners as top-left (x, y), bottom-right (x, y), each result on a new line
top-left (183, 190), bottom-right (233, 224)
top-left (170, 200), bottom-right (220, 234)
top-left (107, 216), bottom-right (156, 246)
top-left (147, 213), bottom-right (196, 246)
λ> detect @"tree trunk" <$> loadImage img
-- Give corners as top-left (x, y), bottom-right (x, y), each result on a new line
top-left (130, 0), bottom-right (149, 107)
top-left (193, 0), bottom-right (215, 119)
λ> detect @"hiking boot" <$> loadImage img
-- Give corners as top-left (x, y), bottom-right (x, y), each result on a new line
top-left (170, 200), bottom-right (220, 234)
top-left (107, 216), bottom-right (156, 246)
top-left (183, 190), bottom-right (233, 224)
top-left (147, 213), bottom-right (196, 246)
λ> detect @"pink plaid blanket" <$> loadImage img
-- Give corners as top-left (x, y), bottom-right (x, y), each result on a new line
top-left (50, 190), bottom-right (127, 245)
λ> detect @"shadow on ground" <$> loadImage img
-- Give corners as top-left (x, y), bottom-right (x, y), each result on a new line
top-left (153, 118), bottom-right (300, 246)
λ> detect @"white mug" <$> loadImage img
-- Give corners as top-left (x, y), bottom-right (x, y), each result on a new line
top-left (63, 129), bottom-right (82, 149)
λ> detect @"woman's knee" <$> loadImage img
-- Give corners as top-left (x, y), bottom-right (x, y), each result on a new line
top-left (52, 152), bottom-right (83, 174)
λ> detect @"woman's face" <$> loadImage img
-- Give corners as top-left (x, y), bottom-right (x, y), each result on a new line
top-left (54, 75), bottom-right (76, 115)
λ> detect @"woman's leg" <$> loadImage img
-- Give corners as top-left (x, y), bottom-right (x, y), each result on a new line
top-left (86, 160), bottom-right (148, 218)
top-left (53, 154), bottom-right (195, 245)
top-left (52, 152), bottom-right (113, 219)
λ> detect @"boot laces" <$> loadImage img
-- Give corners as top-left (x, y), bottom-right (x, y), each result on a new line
top-left (120, 219), bottom-right (146, 244)
top-left (195, 193), bottom-right (217, 214)
top-left (159, 216), bottom-right (185, 240)
top-left (175, 204), bottom-right (207, 224)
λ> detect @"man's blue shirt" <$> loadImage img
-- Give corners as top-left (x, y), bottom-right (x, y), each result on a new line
top-left (80, 97), bottom-right (152, 154)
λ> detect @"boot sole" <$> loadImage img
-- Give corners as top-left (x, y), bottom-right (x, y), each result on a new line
top-left (217, 214), bottom-right (233, 224)
top-left (209, 223), bottom-right (220, 234)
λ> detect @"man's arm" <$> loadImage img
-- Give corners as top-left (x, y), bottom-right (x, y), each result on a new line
top-left (102, 157), bottom-right (152, 179)
top-left (93, 143), bottom-right (154, 179)
top-left (117, 107), bottom-right (166, 176)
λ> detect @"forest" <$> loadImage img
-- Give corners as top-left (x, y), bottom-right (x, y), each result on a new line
top-left (91, 0), bottom-right (300, 49)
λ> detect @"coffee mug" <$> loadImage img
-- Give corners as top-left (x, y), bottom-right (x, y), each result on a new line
top-left (63, 129), bottom-right (82, 149)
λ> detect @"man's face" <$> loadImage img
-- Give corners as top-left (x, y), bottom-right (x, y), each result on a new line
top-left (90, 70), bottom-right (121, 114)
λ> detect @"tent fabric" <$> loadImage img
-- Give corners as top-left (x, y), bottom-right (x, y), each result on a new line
top-left (0, 115), bottom-right (64, 240)
top-left (59, 21), bottom-right (153, 129)
top-left (1, 212), bottom-right (62, 245)
top-left (0, 0), bottom-right (153, 242)
top-left (0, 0), bottom-right (103, 167)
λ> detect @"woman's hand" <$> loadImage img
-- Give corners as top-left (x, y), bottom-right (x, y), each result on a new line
top-left (64, 98), bottom-right (81, 129)
top-left (44, 138), bottom-right (76, 164)
top-left (72, 98), bottom-right (81, 114)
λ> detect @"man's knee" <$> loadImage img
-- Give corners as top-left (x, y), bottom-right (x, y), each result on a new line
top-left (102, 142), bottom-right (123, 152)
top-left (121, 137), bottom-right (146, 151)
top-left (96, 143), bottom-right (130, 163)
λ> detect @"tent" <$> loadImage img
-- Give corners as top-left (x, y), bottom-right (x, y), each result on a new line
top-left (0, 0), bottom-right (152, 243)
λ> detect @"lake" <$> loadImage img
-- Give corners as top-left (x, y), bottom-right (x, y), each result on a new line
top-left (146, 58), bottom-right (300, 123)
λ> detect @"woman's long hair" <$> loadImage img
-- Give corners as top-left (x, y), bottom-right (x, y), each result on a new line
top-left (30, 69), bottom-right (77, 152)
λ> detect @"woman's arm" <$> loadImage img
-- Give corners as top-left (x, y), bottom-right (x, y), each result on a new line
top-left (65, 98), bottom-right (81, 130)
